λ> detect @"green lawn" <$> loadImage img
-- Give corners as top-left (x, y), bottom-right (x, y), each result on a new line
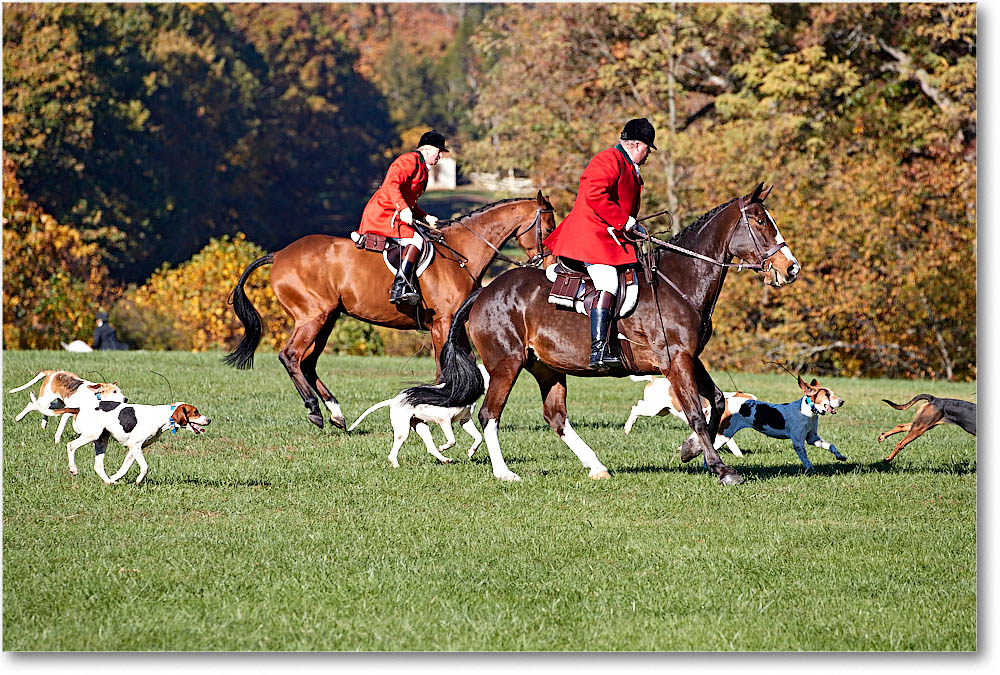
top-left (2, 350), bottom-right (976, 651)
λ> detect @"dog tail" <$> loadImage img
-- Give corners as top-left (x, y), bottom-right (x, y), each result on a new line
top-left (883, 394), bottom-right (935, 411)
top-left (401, 288), bottom-right (484, 409)
top-left (223, 253), bottom-right (274, 370)
top-left (347, 399), bottom-right (395, 432)
top-left (9, 371), bottom-right (49, 393)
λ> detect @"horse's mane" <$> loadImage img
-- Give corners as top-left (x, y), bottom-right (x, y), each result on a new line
top-left (669, 197), bottom-right (738, 245)
top-left (444, 197), bottom-right (533, 227)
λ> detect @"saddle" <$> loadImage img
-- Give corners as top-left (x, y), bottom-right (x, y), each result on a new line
top-left (350, 232), bottom-right (435, 277)
top-left (545, 259), bottom-right (639, 319)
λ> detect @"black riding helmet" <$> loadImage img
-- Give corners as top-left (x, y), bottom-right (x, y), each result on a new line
top-left (620, 118), bottom-right (656, 150)
top-left (418, 130), bottom-right (449, 153)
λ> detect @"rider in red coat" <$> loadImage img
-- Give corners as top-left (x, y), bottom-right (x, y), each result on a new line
top-left (358, 130), bottom-right (448, 305)
top-left (543, 118), bottom-right (655, 369)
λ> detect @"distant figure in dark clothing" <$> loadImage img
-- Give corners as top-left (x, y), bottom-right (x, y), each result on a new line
top-left (92, 312), bottom-right (129, 351)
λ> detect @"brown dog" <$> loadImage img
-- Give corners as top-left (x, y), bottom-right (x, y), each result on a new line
top-left (878, 395), bottom-right (976, 461)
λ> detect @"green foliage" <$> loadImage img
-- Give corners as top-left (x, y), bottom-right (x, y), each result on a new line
top-left (463, 2), bottom-right (976, 380)
top-left (3, 3), bottom-right (395, 282)
top-left (3, 351), bottom-right (976, 650)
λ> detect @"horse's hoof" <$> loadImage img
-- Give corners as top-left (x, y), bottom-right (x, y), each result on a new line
top-left (307, 413), bottom-right (324, 429)
top-left (679, 438), bottom-right (701, 463)
top-left (330, 415), bottom-right (346, 430)
top-left (719, 470), bottom-right (744, 486)
top-left (589, 469), bottom-right (611, 480)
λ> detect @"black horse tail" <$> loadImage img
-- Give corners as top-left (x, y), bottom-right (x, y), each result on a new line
top-left (223, 253), bottom-right (274, 370)
top-left (402, 288), bottom-right (484, 409)
top-left (883, 394), bottom-right (935, 411)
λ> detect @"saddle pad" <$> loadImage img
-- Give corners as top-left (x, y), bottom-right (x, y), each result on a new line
top-left (349, 232), bottom-right (434, 278)
top-left (545, 263), bottom-right (639, 318)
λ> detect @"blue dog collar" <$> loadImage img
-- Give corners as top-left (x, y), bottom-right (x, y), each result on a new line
top-left (169, 404), bottom-right (178, 434)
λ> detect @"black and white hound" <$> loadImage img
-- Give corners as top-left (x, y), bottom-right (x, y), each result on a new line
top-left (50, 399), bottom-right (210, 484)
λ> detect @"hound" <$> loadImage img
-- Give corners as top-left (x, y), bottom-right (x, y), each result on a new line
top-left (50, 399), bottom-right (210, 484)
top-left (716, 374), bottom-right (846, 472)
top-left (348, 366), bottom-right (489, 468)
top-left (623, 375), bottom-right (755, 456)
top-left (878, 394), bottom-right (976, 461)
top-left (9, 370), bottom-right (127, 442)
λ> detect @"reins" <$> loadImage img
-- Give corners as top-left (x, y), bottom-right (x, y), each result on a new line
top-left (423, 205), bottom-right (553, 271)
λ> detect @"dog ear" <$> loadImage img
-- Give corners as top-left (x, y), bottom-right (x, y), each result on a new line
top-left (798, 375), bottom-right (814, 393)
top-left (88, 383), bottom-right (100, 390)
top-left (810, 378), bottom-right (818, 387)
top-left (172, 405), bottom-right (189, 427)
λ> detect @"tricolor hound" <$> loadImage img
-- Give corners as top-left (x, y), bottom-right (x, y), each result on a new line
top-left (716, 374), bottom-right (846, 472)
top-left (624, 375), bottom-right (756, 456)
top-left (348, 365), bottom-right (489, 468)
top-left (878, 394), bottom-right (976, 462)
top-left (10, 370), bottom-right (127, 442)
top-left (50, 399), bottom-right (210, 484)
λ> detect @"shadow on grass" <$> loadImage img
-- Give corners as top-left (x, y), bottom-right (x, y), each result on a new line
top-left (616, 458), bottom-right (977, 481)
top-left (143, 476), bottom-right (274, 488)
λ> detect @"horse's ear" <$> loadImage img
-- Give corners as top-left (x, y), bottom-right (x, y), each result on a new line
top-left (750, 182), bottom-right (765, 202)
top-left (536, 189), bottom-right (545, 206)
top-left (760, 184), bottom-right (773, 202)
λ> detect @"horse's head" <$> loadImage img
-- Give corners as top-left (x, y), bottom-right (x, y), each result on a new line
top-left (512, 190), bottom-right (557, 265)
top-left (729, 183), bottom-right (800, 287)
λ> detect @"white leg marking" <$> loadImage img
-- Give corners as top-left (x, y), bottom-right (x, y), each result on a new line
top-left (109, 449), bottom-right (136, 483)
top-left (484, 419), bottom-right (519, 481)
top-left (324, 398), bottom-right (345, 423)
top-left (560, 419), bottom-right (610, 479)
top-left (724, 437), bottom-right (744, 457)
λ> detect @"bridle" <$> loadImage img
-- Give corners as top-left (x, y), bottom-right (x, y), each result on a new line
top-left (440, 204), bottom-right (554, 269)
top-left (632, 196), bottom-right (784, 273)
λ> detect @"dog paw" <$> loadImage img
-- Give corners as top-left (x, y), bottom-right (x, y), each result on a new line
top-left (494, 470), bottom-right (521, 482)
top-left (589, 469), bottom-right (611, 480)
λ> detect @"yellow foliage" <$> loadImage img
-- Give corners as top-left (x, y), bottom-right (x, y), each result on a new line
top-left (115, 233), bottom-right (290, 352)
top-left (2, 157), bottom-right (119, 349)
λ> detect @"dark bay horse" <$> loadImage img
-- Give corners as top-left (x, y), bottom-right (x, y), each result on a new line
top-left (406, 183), bottom-right (800, 485)
top-left (225, 191), bottom-right (556, 429)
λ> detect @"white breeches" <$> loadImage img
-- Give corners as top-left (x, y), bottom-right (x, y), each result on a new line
top-left (585, 263), bottom-right (618, 294)
top-left (391, 234), bottom-right (425, 250)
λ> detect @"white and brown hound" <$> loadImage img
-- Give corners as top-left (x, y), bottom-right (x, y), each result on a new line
top-left (624, 375), bottom-right (756, 456)
top-left (716, 375), bottom-right (845, 472)
top-left (348, 366), bottom-right (489, 468)
top-left (50, 399), bottom-right (210, 484)
top-left (10, 370), bottom-right (127, 442)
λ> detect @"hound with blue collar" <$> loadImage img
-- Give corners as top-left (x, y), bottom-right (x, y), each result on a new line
top-left (50, 399), bottom-right (211, 484)
top-left (714, 375), bottom-right (846, 472)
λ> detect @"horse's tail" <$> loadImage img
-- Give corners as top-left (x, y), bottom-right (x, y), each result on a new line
top-left (223, 253), bottom-right (274, 370)
top-left (883, 394), bottom-right (934, 411)
top-left (402, 288), bottom-right (484, 409)
top-left (347, 398), bottom-right (396, 432)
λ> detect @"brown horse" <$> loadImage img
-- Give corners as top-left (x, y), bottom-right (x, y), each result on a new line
top-left (225, 191), bottom-right (556, 429)
top-left (404, 183), bottom-right (799, 485)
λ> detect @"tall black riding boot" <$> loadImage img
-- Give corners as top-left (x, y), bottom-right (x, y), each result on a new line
top-left (588, 291), bottom-right (621, 369)
top-left (389, 245), bottom-right (421, 305)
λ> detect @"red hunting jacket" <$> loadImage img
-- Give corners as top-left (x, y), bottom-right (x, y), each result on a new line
top-left (359, 151), bottom-right (429, 238)
top-left (543, 144), bottom-right (642, 266)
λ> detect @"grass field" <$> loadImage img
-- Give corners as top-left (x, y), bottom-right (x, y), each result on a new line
top-left (2, 350), bottom-right (977, 651)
